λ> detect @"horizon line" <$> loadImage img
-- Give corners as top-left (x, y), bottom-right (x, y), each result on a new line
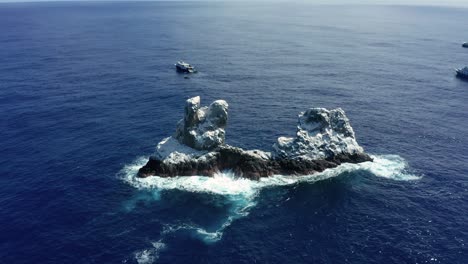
top-left (1, 0), bottom-right (468, 7)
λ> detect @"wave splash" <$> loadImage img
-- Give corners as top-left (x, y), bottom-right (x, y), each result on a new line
top-left (122, 154), bottom-right (419, 197)
top-left (134, 240), bottom-right (166, 264)
top-left (121, 154), bottom-right (419, 263)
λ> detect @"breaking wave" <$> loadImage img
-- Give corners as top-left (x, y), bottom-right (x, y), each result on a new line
top-left (122, 154), bottom-right (420, 197)
top-left (120, 154), bottom-right (420, 263)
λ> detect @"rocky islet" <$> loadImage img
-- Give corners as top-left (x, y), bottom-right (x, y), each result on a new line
top-left (138, 96), bottom-right (372, 180)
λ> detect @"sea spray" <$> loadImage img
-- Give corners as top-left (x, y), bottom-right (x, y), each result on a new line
top-left (122, 155), bottom-right (420, 197)
top-left (120, 154), bottom-right (420, 263)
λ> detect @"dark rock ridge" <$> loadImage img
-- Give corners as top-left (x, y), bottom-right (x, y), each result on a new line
top-left (138, 96), bottom-right (372, 180)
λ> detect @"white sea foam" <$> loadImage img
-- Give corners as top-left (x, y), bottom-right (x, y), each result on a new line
top-left (161, 222), bottom-right (228, 243)
top-left (122, 154), bottom-right (420, 263)
top-left (122, 154), bottom-right (420, 198)
top-left (134, 240), bottom-right (166, 264)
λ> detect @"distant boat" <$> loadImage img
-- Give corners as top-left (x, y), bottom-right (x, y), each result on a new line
top-left (175, 61), bottom-right (196, 73)
top-left (463, 42), bottom-right (468, 48)
top-left (455, 67), bottom-right (468, 79)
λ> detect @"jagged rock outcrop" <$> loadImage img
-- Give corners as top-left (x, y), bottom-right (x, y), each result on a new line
top-left (273, 108), bottom-right (363, 160)
top-left (138, 96), bottom-right (372, 180)
top-left (174, 96), bottom-right (228, 150)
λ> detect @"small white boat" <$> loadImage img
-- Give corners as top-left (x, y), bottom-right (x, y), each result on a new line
top-left (455, 66), bottom-right (468, 79)
top-left (175, 61), bottom-right (196, 73)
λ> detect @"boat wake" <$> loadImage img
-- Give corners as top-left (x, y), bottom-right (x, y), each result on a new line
top-left (121, 154), bottom-right (420, 263)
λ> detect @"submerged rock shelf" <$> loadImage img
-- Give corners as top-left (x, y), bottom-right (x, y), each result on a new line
top-left (138, 96), bottom-right (372, 180)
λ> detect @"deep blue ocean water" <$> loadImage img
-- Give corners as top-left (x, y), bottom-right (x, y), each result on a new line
top-left (1, 2), bottom-right (468, 263)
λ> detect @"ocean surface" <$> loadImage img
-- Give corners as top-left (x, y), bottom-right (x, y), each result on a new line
top-left (1, 2), bottom-right (468, 263)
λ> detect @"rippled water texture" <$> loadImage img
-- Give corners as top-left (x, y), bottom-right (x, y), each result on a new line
top-left (1, 2), bottom-right (467, 264)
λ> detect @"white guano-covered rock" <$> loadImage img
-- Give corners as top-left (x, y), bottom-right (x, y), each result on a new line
top-left (139, 99), bottom-right (372, 179)
top-left (154, 136), bottom-right (207, 164)
top-left (273, 108), bottom-right (364, 160)
top-left (174, 96), bottom-right (228, 150)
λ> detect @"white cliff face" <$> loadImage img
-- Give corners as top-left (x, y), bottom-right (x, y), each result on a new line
top-left (174, 96), bottom-right (228, 150)
top-left (273, 108), bottom-right (364, 160)
top-left (155, 136), bottom-right (208, 164)
top-left (140, 98), bottom-right (371, 179)
top-left (155, 97), bottom-right (365, 165)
